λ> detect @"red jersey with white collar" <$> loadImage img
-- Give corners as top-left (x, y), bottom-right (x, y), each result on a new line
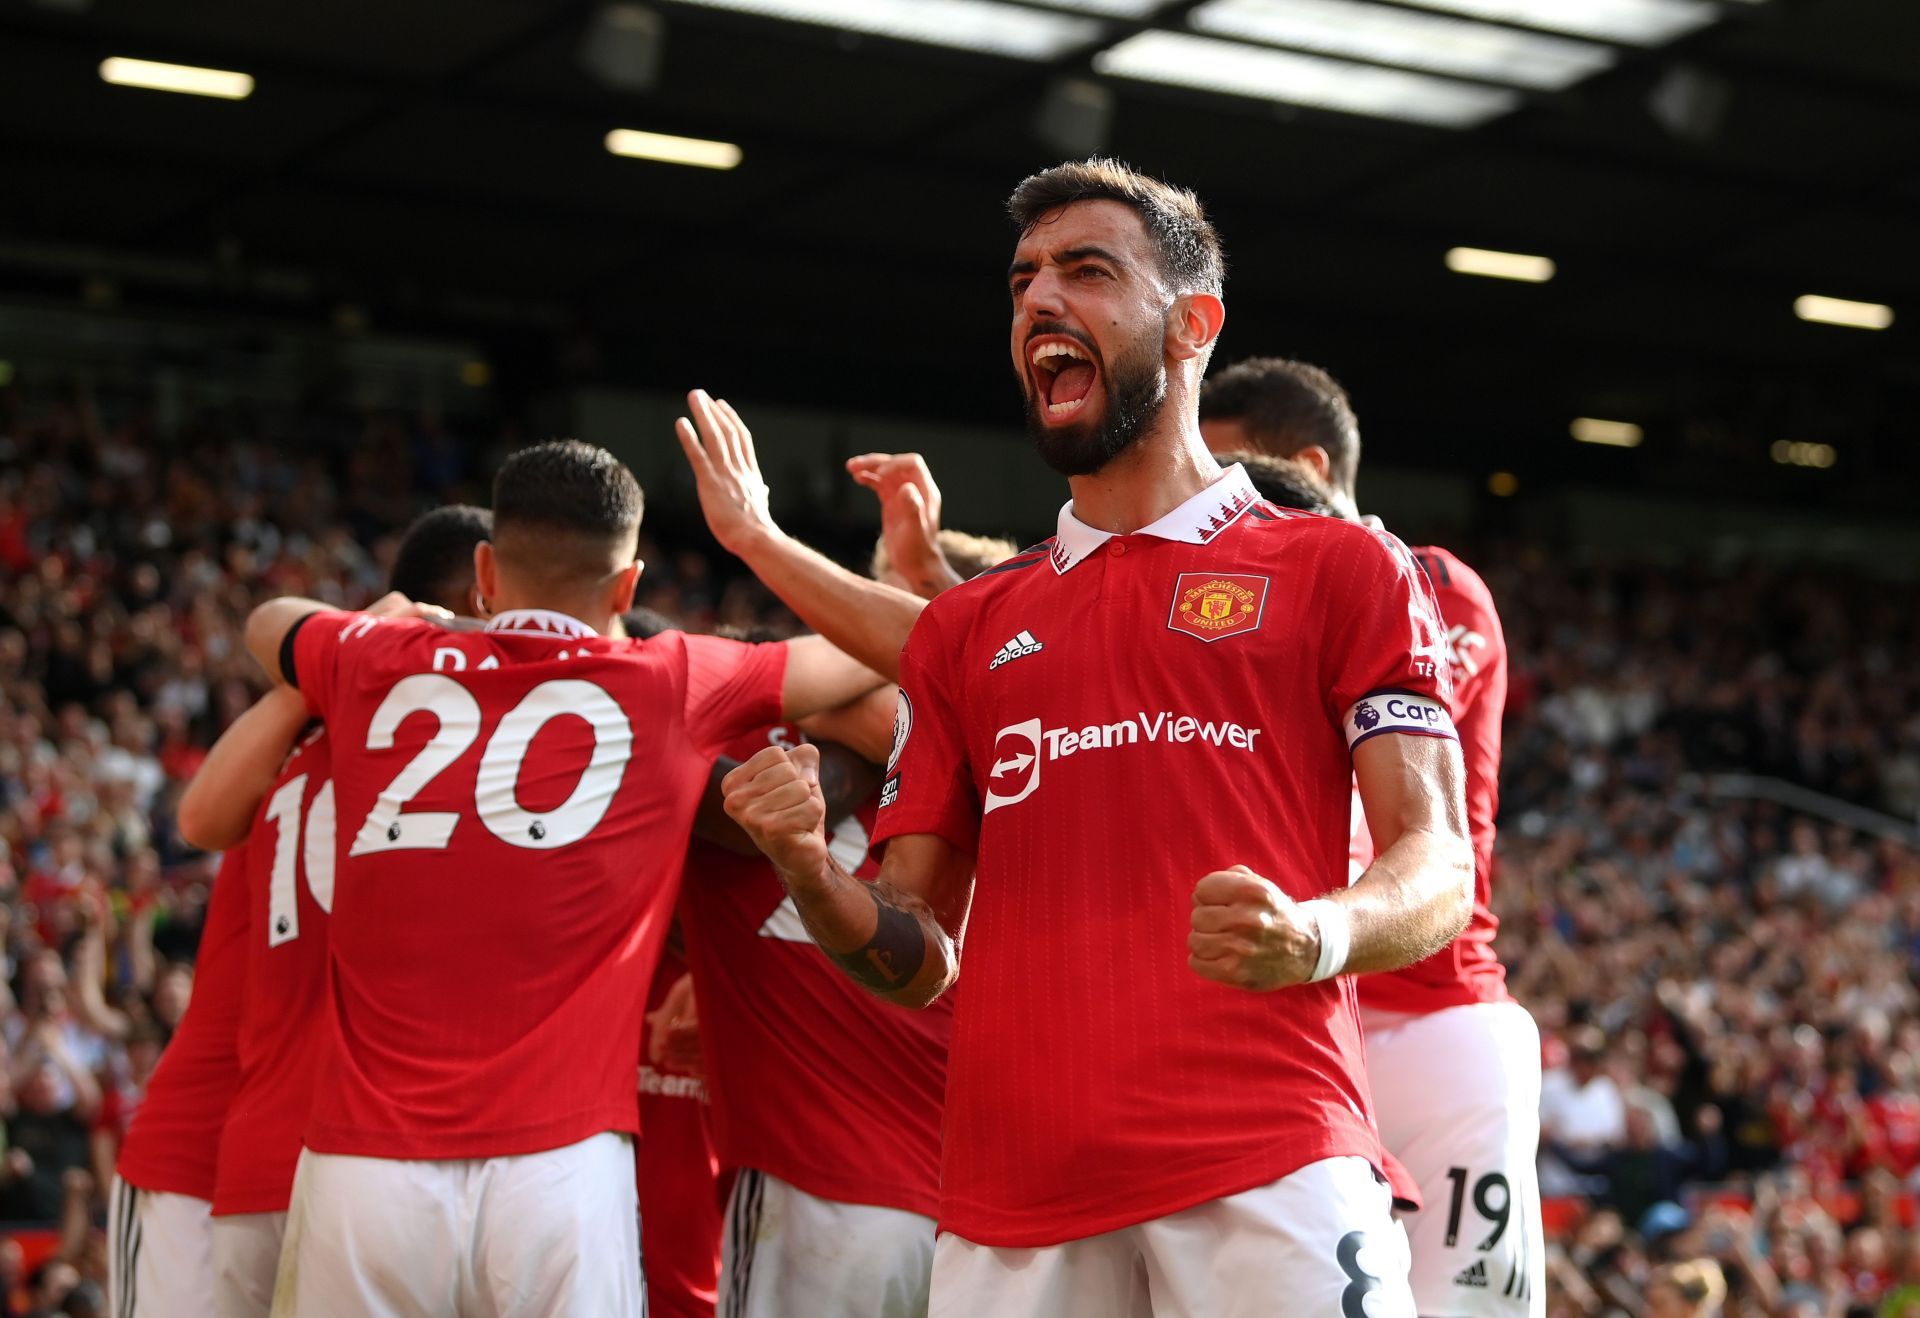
top-left (1354, 545), bottom-right (1511, 1014)
top-left (679, 724), bottom-right (948, 1219)
top-left (287, 607), bottom-right (785, 1160)
top-left (213, 725), bottom-right (333, 1215)
top-left (637, 948), bottom-right (723, 1318)
top-left (872, 465), bottom-right (1457, 1246)
top-left (117, 846), bottom-right (249, 1200)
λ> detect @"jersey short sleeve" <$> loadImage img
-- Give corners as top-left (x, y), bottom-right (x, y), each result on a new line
top-left (679, 634), bottom-right (787, 761)
top-left (287, 608), bottom-right (372, 719)
top-left (1423, 553), bottom-right (1504, 723)
top-left (871, 604), bottom-right (980, 856)
top-left (1320, 528), bottom-right (1458, 752)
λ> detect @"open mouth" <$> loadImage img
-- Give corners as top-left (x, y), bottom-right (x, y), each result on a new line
top-left (1028, 335), bottom-right (1099, 422)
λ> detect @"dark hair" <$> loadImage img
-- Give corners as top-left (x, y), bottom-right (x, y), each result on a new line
top-left (389, 505), bottom-right (492, 611)
top-left (491, 440), bottom-right (643, 582)
top-left (1008, 158), bottom-right (1225, 298)
top-left (1199, 357), bottom-right (1361, 496)
top-left (1216, 451), bottom-right (1338, 517)
top-left (620, 607), bottom-right (678, 640)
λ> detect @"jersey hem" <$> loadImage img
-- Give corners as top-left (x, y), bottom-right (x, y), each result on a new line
top-left (936, 1136), bottom-right (1381, 1248)
top-left (114, 1162), bottom-right (216, 1203)
top-left (729, 1156), bottom-right (939, 1221)
top-left (305, 1108), bottom-right (637, 1162)
top-left (211, 1184), bottom-right (294, 1217)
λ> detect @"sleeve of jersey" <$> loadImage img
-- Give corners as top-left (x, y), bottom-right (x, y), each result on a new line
top-left (1323, 529), bottom-right (1459, 753)
top-left (1431, 565), bottom-right (1504, 724)
top-left (870, 611), bottom-right (980, 857)
top-left (680, 635), bottom-right (789, 760)
top-left (287, 609), bottom-right (363, 719)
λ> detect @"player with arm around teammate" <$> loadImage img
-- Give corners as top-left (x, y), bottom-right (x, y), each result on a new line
top-left (694, 160), bottom-right (1474, 1317)
top-left (243, 441), bottom-right (886, 1318)
top-left (1200, 356), bottom-right (1546, 1317)
top-left (107, 569), bottom-right (454, 1318)
top-left (198, 506), bottom-right (492, 1318)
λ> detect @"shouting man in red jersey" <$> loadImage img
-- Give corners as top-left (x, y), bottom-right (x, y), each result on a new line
top-left (678, 159), bottom-right (1474, 1316)
top-left (243, 441), bottom-right (885, 1318)
top-left (1200, 357), bottom-right (1545, 1316)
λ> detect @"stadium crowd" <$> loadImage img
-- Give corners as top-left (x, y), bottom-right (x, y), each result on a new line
top-left (1, 385), bottom-right (1917, 1317)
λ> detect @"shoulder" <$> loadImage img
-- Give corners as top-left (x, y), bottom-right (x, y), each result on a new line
top-left (919, 539), bottom-right (1057, 622)
top-left (1412, 545), bottom-right (1502, 626)
top-left (1238, 505), bottom-right (1408, 571)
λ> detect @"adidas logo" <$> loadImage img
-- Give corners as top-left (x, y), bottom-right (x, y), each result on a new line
top-left (1453, 1260), bottom-right (1489, 1289)
top-left (989, 630), bottom-right (1045, 671)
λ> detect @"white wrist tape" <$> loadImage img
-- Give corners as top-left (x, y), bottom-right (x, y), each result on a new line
top-left (1303, 898), bottom-right (1353, 982)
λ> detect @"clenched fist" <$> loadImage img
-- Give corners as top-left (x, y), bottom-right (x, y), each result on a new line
top-left (1187, 866), bottom-right (1319, 991)
top-left (722, 743), bottom-right (830, 880)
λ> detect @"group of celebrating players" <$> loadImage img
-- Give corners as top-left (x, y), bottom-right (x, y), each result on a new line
top-left (107, 159), bottom-right (1546, 1317)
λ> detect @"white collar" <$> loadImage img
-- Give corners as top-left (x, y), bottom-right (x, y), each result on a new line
top-left (1050, 463), bottom-right (1260, 574)
top-left (483, 609), bottom-right (597, 639)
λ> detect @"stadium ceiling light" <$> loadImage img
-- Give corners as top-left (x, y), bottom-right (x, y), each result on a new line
top-left (605, 128), bottom-right (743, 170)
top-left (1793, 294), bottom-right (1893, 331)
top-left (1388, 0), bottom-right (1718, 47)
top-left (99, 56), bottom-right (254, 100)
top-left (1189, 0), bottom-right (1615, 92)
top-left (1771, 440), bottom-right (1837, 469)
top-left (1570, 417), bottom-right (1642, 447)
top-left (1092, 30), bottom-right (1519, 129)
top-left (1445, 246), bottom-right (1555, 281)
top-left (668, 0), bottom-right (1103, 60)
top-left (1038, 0), bottom-right (1175, 14)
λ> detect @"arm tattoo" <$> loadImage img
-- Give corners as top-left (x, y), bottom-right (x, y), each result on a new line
top-left (803, 881), bottom-right (933, 993)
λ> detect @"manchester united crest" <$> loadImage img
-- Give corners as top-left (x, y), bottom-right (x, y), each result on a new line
top-left (1167, 572), bottom-right (1269, 643)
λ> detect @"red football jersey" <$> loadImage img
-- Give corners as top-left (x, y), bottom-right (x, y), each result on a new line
top-left (117, 847), bottom-right (250, 1200)
top-left (637, 949), bottom-right (723, 1318)
top-left (288, 607), bottom-right (786, 1160)
top-left (213, 725), bottom-right (333, 1215)
top-left (680, 725), bottom-right (948, 1219)
top-left (872, 464), bottom-right (1458, 1246)
top-left (1356, 545), bottom-right (1511, 1015)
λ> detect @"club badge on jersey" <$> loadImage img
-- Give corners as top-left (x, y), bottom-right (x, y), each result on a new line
top-left (1167, 573), bottom-right (1269, 643)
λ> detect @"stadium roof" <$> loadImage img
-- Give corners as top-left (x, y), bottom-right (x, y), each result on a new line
top-left (0, 0), bottom-right (1914, 508)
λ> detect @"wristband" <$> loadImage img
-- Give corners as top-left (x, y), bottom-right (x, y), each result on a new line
top-left (1302, 898), bottom-right (1353, 982)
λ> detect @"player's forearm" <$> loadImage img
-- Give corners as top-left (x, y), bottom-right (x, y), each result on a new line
top-left (178, 686), bottom-right (312, 851)
top-left (734, 528), bottom-right (923, 681)
top-left (1333, 826), bottom-right (1473, 975)
top-left (245, 596), bottom-right (329, 683)
top-left (776, 857), bottom-right (957, 1009)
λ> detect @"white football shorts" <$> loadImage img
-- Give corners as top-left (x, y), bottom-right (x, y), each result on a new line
top-left (719, 1169), bottom-right (935, 1318)
top-left (270, 1130), bottom-right (642, 1317)
top-left (930, 1155), bottom-right (1414, 1318)
top-left (1364, 1001), bottom-right (1545, 1317)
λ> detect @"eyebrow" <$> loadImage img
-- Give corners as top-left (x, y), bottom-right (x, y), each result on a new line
top-left (1006, 245), bottom-right (1129, 282)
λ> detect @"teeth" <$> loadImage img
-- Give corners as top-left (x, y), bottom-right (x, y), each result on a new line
top-left (1047, 398), bottom-right (1086, 416)
top-left (1029, 340), bottom-right (1089, 371)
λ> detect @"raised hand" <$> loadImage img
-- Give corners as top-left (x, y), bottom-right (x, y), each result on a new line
top-left (1187, 865), bottom-right (1320, 991)
top-left (846, 452), bottom-right (959, 599)
top-left (675, 389), bottom-right (776, 555)
top-left (722, 743), bottom-right (830, 881)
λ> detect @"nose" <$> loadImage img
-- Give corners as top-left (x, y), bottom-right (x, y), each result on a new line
top-left (1017, 267), bottom-right (1067, 324)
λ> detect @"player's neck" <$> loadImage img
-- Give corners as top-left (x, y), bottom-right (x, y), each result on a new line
top-left (1066, 408), bottom-right (1222, 536)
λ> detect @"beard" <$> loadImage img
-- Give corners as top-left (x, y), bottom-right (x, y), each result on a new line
top-left (1021, 324), bottom-right (1169, 478)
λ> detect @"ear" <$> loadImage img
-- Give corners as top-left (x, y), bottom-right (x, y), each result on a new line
top-left (1295, 446), bottom-right (1334, 484)
top-left (1166, 292), bottom-right (1226, 364)
top-left (609, 559), bottom-right (643, 617)
top-left (474, 542), bottom-right (498, 609)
